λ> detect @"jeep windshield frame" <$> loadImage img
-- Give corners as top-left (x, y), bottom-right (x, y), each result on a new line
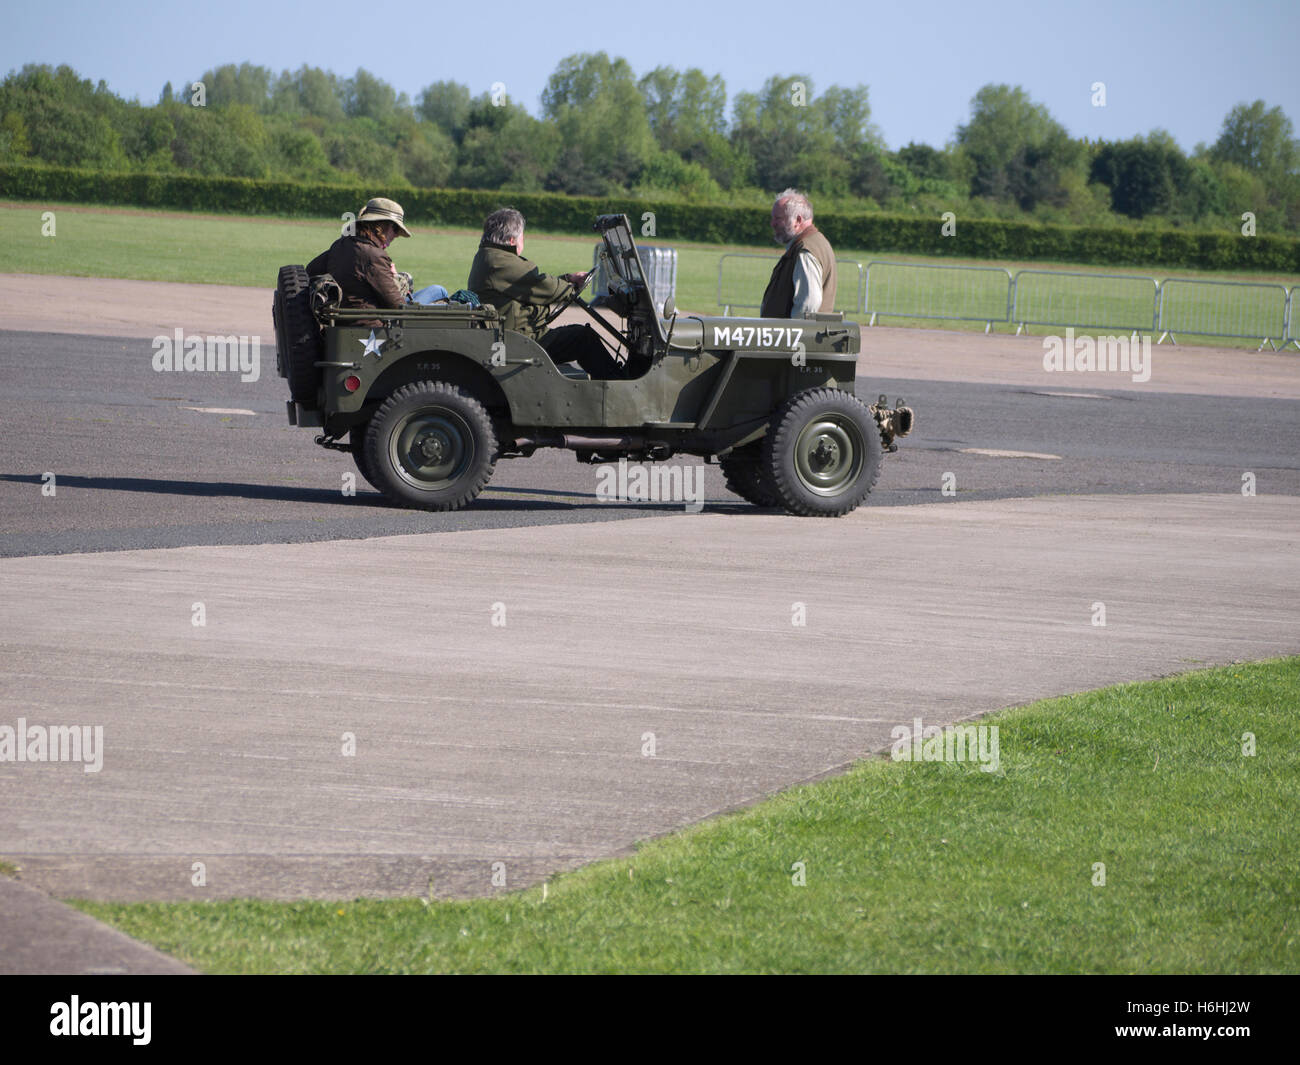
top-left (594, 214), bottom-right (647, 288)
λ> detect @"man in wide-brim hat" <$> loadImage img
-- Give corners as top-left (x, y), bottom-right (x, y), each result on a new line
top-left (307, 197), bottom-right (412, 323)
top-left (356, 196), bottom-right (412, 238)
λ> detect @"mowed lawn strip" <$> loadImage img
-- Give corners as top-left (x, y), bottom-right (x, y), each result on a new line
top-left (1, 202), bottom-right (1294, 348)
top-left (68, 657), bottom-right (1300, 974)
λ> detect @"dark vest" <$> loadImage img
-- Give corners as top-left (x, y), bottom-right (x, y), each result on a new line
top-left (760, 225), bottom-right (837, 318)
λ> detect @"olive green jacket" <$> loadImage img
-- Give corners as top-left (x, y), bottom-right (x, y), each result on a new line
top-left (467, 242), bottom-right (574, 339)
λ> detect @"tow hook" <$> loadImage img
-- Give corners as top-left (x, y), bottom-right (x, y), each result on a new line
top-left (870, 394), bottom-right (916, 453)
top-left (314, 433), bottom-right (351, 453)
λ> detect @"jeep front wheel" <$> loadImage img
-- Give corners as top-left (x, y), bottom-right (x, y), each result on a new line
top-left (364, 382), bottom-right (497, 511)
top-left (762, 388), bottom-right (882, 517)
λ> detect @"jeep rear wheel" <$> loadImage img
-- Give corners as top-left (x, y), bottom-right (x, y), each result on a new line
top-left (272, 265), bottom-right (322, 405)
top-left (762, 388), bottom-right (882, 517)
top-left (365, 381), bottom-right (497, 511)
top-left (719, 442), bottom-right (779, 508)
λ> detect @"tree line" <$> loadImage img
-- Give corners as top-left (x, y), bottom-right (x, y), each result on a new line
top-left (1, 55), bottom-right (1296, 234)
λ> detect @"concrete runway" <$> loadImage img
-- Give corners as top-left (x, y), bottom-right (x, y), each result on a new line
top-left (1, 274), bottom-right (1298, 973)
top-left (2, 493), bottom-right (1297, 908)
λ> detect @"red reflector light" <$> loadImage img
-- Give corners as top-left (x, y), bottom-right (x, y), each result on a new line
top-left (344, 375), bottom-right (361, 392)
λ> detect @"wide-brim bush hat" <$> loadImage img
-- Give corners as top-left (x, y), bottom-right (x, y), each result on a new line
top-left (357, 197), bottom-right (412, 238)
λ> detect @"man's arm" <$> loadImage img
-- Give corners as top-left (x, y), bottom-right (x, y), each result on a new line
top-left (306, 248), bottom-right (329, 276)
top-left (359, 247), bottom-right (405, 309)
top-left (790, 251), bottom-right (824, 318)
top-left (504, 264), bottom-right (572, 308)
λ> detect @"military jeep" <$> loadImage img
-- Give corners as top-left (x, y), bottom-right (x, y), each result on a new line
top-left (272, 214), bottom-right (913, 516)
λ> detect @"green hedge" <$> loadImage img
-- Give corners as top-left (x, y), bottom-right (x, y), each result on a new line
top-left (2, 163), bottom-right (1297, 273)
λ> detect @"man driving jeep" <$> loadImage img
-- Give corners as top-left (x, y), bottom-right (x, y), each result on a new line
top-left (467, 208), bottom-right (625, 379)
top-left (307, 197), bottom-right (411, 322)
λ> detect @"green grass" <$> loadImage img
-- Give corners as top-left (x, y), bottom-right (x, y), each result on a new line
top-left (0, 859), bottom-right (19, 878)
top-left (69, 657), bottom-right (1300, 974)
top-left (2, 201), bottom-right (1296, 351)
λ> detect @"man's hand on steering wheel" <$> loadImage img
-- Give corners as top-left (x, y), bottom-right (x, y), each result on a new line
top-left (560, 270), bottom-right (592, 294)
top-left (543, 270), bottom-right (593, 327)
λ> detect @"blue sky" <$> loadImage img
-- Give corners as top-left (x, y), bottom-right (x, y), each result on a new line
top-left (4, 0), bottom-right (1297, 152)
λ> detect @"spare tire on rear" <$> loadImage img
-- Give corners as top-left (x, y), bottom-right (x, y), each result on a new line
top-left (272, 264), bottom-right (322, 406)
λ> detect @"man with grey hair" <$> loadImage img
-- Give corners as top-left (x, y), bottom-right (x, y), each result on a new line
top-left (468, 207), bottom-right (625, 379)
top-left (759, 188), bottom-right (838, 319)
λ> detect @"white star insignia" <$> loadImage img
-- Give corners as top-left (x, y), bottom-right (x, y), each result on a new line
top-left (359, 330), bottom-right (386, 356)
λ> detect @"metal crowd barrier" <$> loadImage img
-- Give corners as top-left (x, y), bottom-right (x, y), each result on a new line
top-left (716, 253), bottom-right (862, 316)
top-left (1012, 270), bottom-right (1159, 336)
top-left (1156, 279), bottom-right (1289, 350)
top-left (713, 252), bottom-right (1299, 352)
top-left (865, 262), bottom-right (1012, 332)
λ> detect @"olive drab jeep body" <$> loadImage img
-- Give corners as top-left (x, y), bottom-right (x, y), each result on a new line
top-left (272, 214), bottom-right (914, 516)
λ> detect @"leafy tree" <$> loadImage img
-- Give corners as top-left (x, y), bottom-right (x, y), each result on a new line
top-left (1172, 158), bottom-right (1227, 222)
top-left (198, 63), bottom-right (274, 111)
top-left (730, 75), bottom-right (847, 195)
top-left (323, 120), bottom-right (405, 183)
top-left (0, 65), bottom-right (125, 168)
top-left (266, 120), bottom-right (333, 181)
top-left (639, 66), bottom-right (726, 148)
top-left (170, 103), bottom-right (267, 177)
top-left (847, 146), bottom-right (893, 203)
top-left (1090, 131), bottom-right (1191, 219)
top-left (120, 106), bottom-right (176, 168)
top-left (815, 85), bottom-right (880, 152)
top-left (897, 142), bottom-right (951, 182)
top-left (0, 111), bottom-right (31, 159)
top-left (389, 115), bottom-right (455, 187)
top-left (455, 99), bottom-right (559, 190)
top-left (637, 65), bottom-right (745, 189)
top-left (417, 80), bottom-right (472, 141)
top-left (634, 150), bottom-right (723, 201)
top-left (1210, 101), bottom-right (1298, 178)
top-left (271, 66), bottom-right (345, 121)
top-left (956, 84), bottom-right (1080, 209)
top-left (343, 69), bottom-right (405, 123)
top-left (542, 53), bottom-right (657, 192)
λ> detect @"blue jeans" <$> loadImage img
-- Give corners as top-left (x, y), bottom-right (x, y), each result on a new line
top-left (408, 284), bottom-right (449, 305)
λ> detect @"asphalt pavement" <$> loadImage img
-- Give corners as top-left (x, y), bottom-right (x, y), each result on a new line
top-left (3, 329), bottom-right (1297, 556)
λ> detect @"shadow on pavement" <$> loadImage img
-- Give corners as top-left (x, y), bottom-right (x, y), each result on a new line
top-left (0, 473), bottom-right (758, 514)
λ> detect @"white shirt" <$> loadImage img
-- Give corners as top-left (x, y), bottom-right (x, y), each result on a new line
top-left (789, 245), bottom-right (824, 319)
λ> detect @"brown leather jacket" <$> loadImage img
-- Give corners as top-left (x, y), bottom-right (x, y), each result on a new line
top-left (306, 230), bottom-right (404, 321)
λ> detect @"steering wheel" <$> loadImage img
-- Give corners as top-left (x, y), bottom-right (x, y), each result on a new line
top-left (541, 269), bottom-right (594, 329)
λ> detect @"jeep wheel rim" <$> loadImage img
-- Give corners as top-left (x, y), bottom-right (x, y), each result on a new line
top-left (392, 408), bottom-right (474, 490)
top-left (794, 415), bottom-right (863, 496)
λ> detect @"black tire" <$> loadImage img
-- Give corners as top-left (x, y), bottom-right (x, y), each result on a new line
top-left (762, 388), bottom-right (882, 517)
top-left (272, 265), bottom-right (322, 405)
top-left (349, 423), bottom-right (380, 493)
top-left (364, 381), bottom-right (497, 511)
top-left (719, 441), bottom-right (779, 507)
